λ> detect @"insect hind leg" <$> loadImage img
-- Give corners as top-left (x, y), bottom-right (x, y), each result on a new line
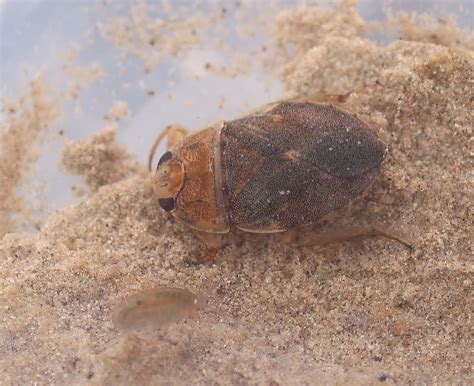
top-left (284, 225), bottom-right (413, 251)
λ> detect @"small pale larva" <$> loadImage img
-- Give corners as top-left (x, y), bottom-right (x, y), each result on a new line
top-left (112, 287), bottom-right (200, 331)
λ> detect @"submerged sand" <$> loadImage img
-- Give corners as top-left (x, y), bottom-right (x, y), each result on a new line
top-left (1, 1), bottom-right (473, 384)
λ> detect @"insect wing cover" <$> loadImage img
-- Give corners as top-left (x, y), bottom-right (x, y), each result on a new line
top-left (220, 101), bottom-right (386, 230)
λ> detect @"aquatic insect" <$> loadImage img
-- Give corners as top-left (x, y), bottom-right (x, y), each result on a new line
top-left (112, 287), bottom-right (199, 331)
top-left (149, 99), bottom-right (411, 261)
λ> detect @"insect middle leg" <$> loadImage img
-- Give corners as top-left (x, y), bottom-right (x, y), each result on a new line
top-left (148, 124), bottom-right (189, 171)
top-left (190, 229), bottom-right (228, 264)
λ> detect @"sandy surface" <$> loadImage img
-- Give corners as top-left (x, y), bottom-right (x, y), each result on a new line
top-left (1, 1), bottom-right (473, 385)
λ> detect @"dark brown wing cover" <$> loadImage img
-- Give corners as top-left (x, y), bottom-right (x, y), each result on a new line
top-left (220, 101), bottom-right (385, 231)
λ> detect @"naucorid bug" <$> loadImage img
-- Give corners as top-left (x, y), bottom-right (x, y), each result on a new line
top-left (149, 99), bottom-right (411, 261)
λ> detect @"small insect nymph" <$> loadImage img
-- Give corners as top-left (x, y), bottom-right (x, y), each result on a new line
top-left (149, 99), bottom-right (411, 261)
top-left (112, 287), bottom-right (199, 331)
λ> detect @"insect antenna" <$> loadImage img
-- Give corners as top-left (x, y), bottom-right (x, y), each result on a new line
top-left (148, 128), bottom-right (171, 172)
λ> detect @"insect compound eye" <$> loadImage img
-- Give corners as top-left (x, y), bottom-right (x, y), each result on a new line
top-left (158, 197), bottom-right (176, 212)
top-left (157, 151), bottom-right (173, 169)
